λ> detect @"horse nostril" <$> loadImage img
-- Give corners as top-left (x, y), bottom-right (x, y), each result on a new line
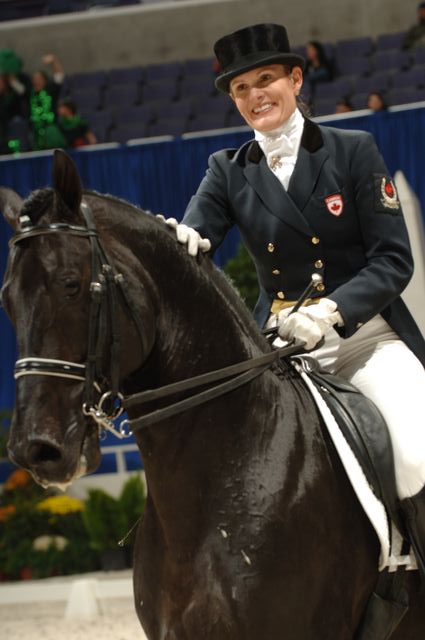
top-left (28, 440), bottom-right (62, 465)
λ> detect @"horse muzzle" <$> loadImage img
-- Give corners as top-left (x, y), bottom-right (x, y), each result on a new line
top-left (7, 410), bottom-right (101, 488)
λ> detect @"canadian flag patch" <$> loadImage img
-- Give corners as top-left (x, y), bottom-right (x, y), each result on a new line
top-left (324, 194), bottom-right (344, 216)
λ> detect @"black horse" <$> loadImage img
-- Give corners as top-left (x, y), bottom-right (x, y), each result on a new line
top-left (1, 151), bottom-right (424, 639)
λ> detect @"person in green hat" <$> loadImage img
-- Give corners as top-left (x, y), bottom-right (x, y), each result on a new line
top-left (56, 98), bottom-right (97, 148)
top-left (0, 49), bottom-right (31, 153)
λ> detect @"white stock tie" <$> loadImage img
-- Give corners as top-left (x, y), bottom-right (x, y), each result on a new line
top-left (255, 109), bottom-right (304, 190)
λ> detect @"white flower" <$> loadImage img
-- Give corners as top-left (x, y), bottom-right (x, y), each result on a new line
top-left (32, 535), bottom-right (69, 551)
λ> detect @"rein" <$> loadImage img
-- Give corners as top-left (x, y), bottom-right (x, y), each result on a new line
top-left (9, 204), bottom-right (300, 439)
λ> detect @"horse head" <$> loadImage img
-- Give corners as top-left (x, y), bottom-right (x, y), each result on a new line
top-left (0, 150), bottom-right (153, 488)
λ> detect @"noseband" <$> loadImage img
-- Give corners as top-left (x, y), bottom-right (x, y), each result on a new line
top-left (9, 201), bottom-right (144, 439)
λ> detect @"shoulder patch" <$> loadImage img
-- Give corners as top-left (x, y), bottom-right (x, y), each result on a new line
top-left (373, 174), bottom-right (401, 214)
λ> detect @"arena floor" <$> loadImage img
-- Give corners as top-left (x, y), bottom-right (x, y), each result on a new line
top-left (0, 570), bottom-right (148, 640)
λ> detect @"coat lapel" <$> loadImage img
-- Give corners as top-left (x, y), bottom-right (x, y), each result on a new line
top-left (243, 118), bottom-right (329, 234)
top-left (287, 119), bottom-right (329, 211)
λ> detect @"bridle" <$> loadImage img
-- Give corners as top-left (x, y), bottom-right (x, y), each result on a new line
top-left (8, 201), bottom-right (302, 439)
top-left (9, 201), bottom-right (146, 438)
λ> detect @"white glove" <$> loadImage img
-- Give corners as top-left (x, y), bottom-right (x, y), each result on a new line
top-left (157, 215), bottom-right (211, 256)
top-left (277, 298), bottom-right (343, 350)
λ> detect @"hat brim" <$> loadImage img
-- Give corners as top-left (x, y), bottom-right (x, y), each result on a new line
top-left (215, 51), bottom-right (305, 93)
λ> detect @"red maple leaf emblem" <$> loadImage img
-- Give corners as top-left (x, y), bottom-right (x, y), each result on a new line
top-left (331, 203), bottom-right (340, 212)
top-left (385, 181), bottom-right (394, 198)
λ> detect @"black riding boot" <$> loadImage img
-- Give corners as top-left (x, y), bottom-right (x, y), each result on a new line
top-left (400, 485), bottom-right (425, 585)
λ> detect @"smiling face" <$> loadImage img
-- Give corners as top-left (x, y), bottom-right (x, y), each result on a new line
top-left (229, 64), bottom-right (303, 133)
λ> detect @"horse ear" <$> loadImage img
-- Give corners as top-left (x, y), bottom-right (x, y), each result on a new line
top-left (0, 187), bottom-right (23, 231)
top-left (52, 149), bottom-right (82, 217)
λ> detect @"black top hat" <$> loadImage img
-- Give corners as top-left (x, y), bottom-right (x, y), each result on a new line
top-left (214, 23), bottom-right (305, 93)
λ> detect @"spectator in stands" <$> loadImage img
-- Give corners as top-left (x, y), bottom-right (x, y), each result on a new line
top-left (304, 41), bottom-right (332, 95)
top-left (403, 1), bottom-right (425, 49)
top-left (56, 98), bottom-right (97, 147)
top-left (172, 23), bottom-right (425, 593)
top-left (335, 96), bottom-right (354, 113)
top-left (0, 74), bottom-right (21, 153)
top-left (29, 53), bottom-right (65, 150)
top-left (0, 48), bottom-right (31, 118)
top-left (367, 91), bottom-right (388, 111)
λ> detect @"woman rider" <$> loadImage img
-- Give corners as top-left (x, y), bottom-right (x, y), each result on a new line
top-left (163, 23), bottom-right (425, 583)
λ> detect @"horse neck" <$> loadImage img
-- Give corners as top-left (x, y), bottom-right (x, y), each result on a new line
top-left (105, 209), bottom-right (268, 383)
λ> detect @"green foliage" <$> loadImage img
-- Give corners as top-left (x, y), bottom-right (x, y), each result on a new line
top-left (119, 474), bottom-right (145, 535)
top-left (82, 476), bottom-right (146, 553)
top-left (82, 488), bottom-right (127, 552)
top-left (0, 410), bottom-right (11, 458)
top-left (223, 243), bottom-right (259, 311)
top-left (0, 506), bottom-right (98, 580)
top-left (0, 467), bottom-right (146, 580)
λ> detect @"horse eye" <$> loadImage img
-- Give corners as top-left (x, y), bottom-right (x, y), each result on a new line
top-left (64, 279), bottom-right (80, 297)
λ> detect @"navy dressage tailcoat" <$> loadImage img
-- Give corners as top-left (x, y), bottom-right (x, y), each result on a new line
top-left (182, 118), bottom-right (425, 367)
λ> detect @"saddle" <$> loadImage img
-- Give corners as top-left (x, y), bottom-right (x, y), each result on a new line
top-left (290, 356), bottom-right (404, 537)
top-left (286, 356), bottom-right (413, 640)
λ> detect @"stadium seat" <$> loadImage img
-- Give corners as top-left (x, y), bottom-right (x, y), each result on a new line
top-left (66, 70), bottom-right (108, 92)
top-left (336, 56), bottom-right (372, 77)
top-left (47, 0), bottom-right (86, 14)
top-left (412, 48), bottom-right (425, 66)
top-left (109, 121), bottom-right (148, 143)
top-left (108, 66), bottom-right (145, 86)
top-left (0, 0), bottom-right (47, 20)
top-left (142, 79), bottom-right (179, 103)
top-left (314, 77), bottom-right (354, 101)
top-left (178, 75), bottom-right (217, 99)
top-left (335, 36), bottom-right (374, 59)
top-left (387, 87), bottom-right (425, 106)
top-left (155, 100), bottom-right (194, 120)
top-left (145, 62), bottom-right (182, 83)
top-left (355, 70), bottom-right (394, 94)
top-left (85, 110), bottom-right (114, 141)
top-left (376, 31), bottom-right (405, 51)
top-left (226, 111), bottom-right (248, 127)
top-left (350, 93), bottom-right (371, 110)
top-left (186, 112), bottom-right (228, 132)
top-left (147, 116), bottom-right (189, 137)
top-left (392, 66), bottom-right (425, 89)
top-left (312, 98), bottom-right (337, 117)
top-left (104, 83), bottom-right (141, 107)
top-left (373, 50), bottom-right (412, 72)
top-left (194, 94), bottom-right (232, 115)
top-left (119, 104), bottom-right (156, 124)
top-left (71, 87), bottom-right (103, 112)
top-left (184, 58), bottom-right (216, 76)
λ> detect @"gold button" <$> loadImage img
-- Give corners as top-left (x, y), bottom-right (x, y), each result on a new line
top-left (311, 236), bottom-right (320, 245)
top-left (267, 243), bottom-right (275, 253)
top-left (272, 269), bottom-right (280, 275)
top-left (277, 291), bottom-right (285, 299)
top-left (314, 259), bottom-right (323, 269)
top-left (316, 283), bottom-right (325, 292)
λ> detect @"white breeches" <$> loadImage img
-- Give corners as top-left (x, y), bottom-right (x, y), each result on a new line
top-left (307, 314), bottom-right (425, 500)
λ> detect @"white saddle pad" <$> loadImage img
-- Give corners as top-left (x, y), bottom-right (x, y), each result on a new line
top-left (294, 362), bottom-right (417, 573)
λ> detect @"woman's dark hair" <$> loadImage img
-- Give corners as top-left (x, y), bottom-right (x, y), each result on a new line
top-left (58, 97), bottom-right (78, 115)
top-left (367, 91), bottom-right (388, 110)
top-left (307, 41), bottom-right (328, 66)
top-left (336, 96), bottom-right (354, 110)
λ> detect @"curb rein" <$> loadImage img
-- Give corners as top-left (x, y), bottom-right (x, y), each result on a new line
top-left (9, 203), bottom-right (302, 440)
